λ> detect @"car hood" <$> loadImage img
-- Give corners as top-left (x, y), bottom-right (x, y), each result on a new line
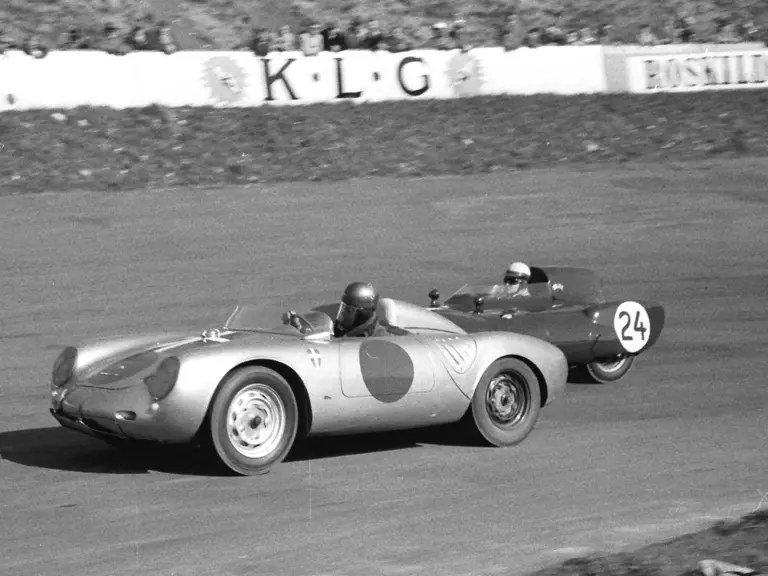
top-left (77, 328), bottom-right (301, 389)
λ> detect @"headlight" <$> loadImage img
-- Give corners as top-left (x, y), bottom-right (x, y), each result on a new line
top-left (52, 347), bottom-right (78, 388)
top-left (143, 357), bottom-right (180, 401)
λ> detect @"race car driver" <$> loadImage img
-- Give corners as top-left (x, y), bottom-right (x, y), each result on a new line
top-left (490, 262), bottom-right (532, 297)
top-left (334, 281), bottom-right (405, 338)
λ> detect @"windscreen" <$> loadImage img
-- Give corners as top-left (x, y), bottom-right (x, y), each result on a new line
top-left (223, 304), bottom-right (273, 331)
top-left (224, 304), bottom-right (333, 336)
top-left (449, 284), bottom-right (497, 298)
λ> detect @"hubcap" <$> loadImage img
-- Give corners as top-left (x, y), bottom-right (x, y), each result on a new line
top-left (486, 373), bottom-right (530, 427)
top-left (595, 355), bottom-right (629, 373)
top-left (226, 384), bottom-right (286, 459)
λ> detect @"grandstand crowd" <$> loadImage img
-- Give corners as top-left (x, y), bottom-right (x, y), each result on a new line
top-left (0, 9), bottom-right (766, 59)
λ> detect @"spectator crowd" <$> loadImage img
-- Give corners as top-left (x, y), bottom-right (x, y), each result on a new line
top-left (1, 9), bottom-right (766, 59)
top-left (0, 14), bottom-right (180, 58)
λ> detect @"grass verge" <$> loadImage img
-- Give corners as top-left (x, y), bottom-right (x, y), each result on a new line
top-left (529, 510), bottom-right (768, 576)
top-left (1, 90), bottom-right (768, 194)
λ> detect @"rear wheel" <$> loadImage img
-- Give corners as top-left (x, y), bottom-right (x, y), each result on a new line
top-left (466, 358), bottom-right (541, 447)
top-left (585, 354), bottom-right (635, 383)
top-left (208, 367), bottom-right (298, 476)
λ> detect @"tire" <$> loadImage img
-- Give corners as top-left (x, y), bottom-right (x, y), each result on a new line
top-left (208, 366), bottom-right (299, 476)
top-left (585, 354), bottom-right (635, 384)
top-left (466, 358), bottom-right (542, 447)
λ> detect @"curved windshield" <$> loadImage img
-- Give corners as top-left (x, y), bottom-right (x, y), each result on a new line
top-left (449, 284), bottom-right (498, 298)
top-left (223, 304), bottom-right (333, 336)
top-left (448, 284), bottom-right (526, 301)
top-left (223, 304), bottom-right (272, 331)
top-left (445, 283), bottom-right (538, 305)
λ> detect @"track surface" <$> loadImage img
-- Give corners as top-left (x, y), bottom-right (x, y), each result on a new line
top-left (1, 158), bottom-right (767, 576)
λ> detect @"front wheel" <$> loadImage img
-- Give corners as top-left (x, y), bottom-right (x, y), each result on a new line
top-left (208, 366), bottom-right (298, 476)
top-left (585, 354), bottom-right (635, 383)
top-left (466, 358), bottom-right (542, 447)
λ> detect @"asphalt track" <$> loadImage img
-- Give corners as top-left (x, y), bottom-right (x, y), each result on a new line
top-left (1, 158), bottom-right (767, 576)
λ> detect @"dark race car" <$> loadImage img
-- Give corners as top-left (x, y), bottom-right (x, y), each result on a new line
top-left (423, 266), bottom-right (665, 383)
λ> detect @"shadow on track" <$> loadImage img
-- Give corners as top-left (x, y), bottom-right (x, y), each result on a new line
top-left (0, 424), bottom-right (476, 476)
top-left (287, 423), bottom-right (475, 463)
top-left (0, 427), bottom-right (216, 476)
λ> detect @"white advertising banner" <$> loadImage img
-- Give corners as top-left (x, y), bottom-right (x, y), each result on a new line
top-left (626, 50), bottom-right (768, 93)
top-left (0, 46), bottom-right (607, 111)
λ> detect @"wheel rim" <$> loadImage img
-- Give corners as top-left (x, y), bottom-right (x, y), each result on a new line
top-left (226, 384), bottom-right (286, 459)
top-left (594, 355), bottom-right (630, 373)
top-left (485, 372), bottom-right (530, 427)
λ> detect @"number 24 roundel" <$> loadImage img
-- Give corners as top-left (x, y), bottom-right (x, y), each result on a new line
top-left (613, 301), bottom-right (651, 354)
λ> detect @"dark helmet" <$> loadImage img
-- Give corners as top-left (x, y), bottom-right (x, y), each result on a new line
top-left (335, 281), bottom-right (379, 334)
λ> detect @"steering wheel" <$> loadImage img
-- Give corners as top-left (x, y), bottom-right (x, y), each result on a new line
top-left (281, 310), bottom-right (313, 335)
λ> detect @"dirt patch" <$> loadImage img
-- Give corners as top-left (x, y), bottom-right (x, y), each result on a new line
top-left (530, 511), bottom-right (768, 576)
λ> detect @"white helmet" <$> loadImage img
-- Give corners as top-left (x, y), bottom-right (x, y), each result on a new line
top-left (504, 262), bottom-right (531, 284)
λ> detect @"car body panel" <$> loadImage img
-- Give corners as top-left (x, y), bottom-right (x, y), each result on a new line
top-left (50, 298), bottom-right (568, 445)
top-left (339, 336), bottom-right (436, 399)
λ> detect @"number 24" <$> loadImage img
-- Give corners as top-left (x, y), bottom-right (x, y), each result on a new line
top-left (619, 311), bottom-right (647, 341)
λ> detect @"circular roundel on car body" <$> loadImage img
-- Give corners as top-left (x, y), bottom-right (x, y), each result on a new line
top-left (359, 340), bottom-right (415, 403)
top-left (613, 301), bottom-right (652, 354)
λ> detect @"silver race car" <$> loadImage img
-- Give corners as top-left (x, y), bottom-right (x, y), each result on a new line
top-left (50, 296), bottom-right (567, 475)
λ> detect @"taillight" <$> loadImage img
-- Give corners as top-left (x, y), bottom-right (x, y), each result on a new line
top-left (52, 347), bottom-right (78, 388)
top-left (143, 357), bottom-right (180, 401)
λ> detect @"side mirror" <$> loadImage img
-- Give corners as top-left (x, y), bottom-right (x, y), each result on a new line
top-left (428, 289), bottom-right (441, 308)
top-left (473, 296), bottom-right (484, 314)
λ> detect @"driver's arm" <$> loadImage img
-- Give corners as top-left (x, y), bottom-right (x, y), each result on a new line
top-left (281, 310), bottom-right (306, 332)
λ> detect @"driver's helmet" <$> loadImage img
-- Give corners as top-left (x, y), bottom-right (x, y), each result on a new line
top-left (503, 262), bottom-right (531, 286)
top-left (335, 282), bottom-right (379, 335)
